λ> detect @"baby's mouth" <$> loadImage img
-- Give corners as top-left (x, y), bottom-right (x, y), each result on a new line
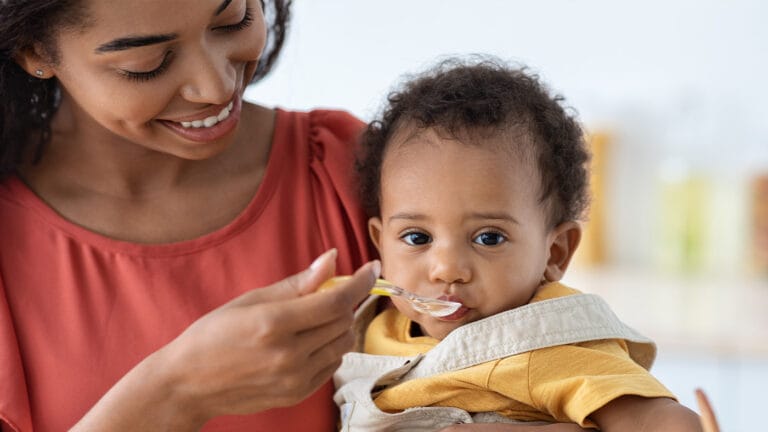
top-left (438, 294), bottom-right (463, 304)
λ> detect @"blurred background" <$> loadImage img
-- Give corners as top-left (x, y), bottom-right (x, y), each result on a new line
top-left (246, 1), bottom-right (768, 429)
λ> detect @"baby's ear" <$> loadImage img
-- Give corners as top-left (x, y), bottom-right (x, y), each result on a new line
top-left (543, 221), bottom-right (581, 282)
top-left (367, 217), bottom-right (384, 253)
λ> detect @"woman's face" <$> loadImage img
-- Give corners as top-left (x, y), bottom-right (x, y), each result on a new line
top-left (45, 0), bottom-right (266, 159)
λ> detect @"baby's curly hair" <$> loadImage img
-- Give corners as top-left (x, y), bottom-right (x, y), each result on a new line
top-left (356, 57), bottom-right (590, 228)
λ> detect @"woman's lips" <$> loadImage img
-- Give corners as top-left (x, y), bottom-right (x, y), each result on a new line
top-left (177, 101), bottom-right (234, 128)
top-left (159, 95), bottom-right (242, 143)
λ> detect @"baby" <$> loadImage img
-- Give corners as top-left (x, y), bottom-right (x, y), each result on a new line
top-left (333, 58), bottom-right (702, 431)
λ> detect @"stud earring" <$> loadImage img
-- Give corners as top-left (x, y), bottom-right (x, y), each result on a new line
top-left (34, 69), bottom-right (44, 77)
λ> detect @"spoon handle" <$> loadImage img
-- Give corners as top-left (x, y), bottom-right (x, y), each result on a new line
top-left (370, 279), bottom-right (404, 297)
top-left (319, 276), bottom-right (400, 296)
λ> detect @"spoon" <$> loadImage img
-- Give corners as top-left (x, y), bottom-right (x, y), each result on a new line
top-left (319, 276), bottom-right (462, 318)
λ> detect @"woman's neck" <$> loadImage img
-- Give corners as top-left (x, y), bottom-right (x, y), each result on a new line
top-left (18, 101), bottom-right (276, 243)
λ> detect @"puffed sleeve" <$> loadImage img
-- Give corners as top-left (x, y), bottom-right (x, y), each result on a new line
top-left (0, 274), bottom-right (32, 432)
top-left (306, 110), bottom-right (377, 274)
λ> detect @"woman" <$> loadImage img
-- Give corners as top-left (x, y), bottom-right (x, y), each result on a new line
top-left (1, 0), bottom-right (378, 430)
top-left (0, 1), bottom-right (591, 431)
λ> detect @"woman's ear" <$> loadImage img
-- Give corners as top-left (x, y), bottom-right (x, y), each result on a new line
top-left (14, 43), bottom-right (52, 79)
top-left (367, 217), bottom-right (384, 253)
top-left (543, 221), bottom-right (582, 282)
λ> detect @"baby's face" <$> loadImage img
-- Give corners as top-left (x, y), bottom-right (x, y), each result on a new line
top-left (368, 127), bottom-right (554, 340)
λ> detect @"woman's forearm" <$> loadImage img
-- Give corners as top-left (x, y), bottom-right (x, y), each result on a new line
top-left (70, 348), bottom-right (205, 432)
top-left (591, 396), bottom-right (702, 432)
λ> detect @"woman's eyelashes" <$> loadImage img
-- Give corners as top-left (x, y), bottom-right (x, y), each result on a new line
top-left (119, 7), bottom-right (255, 83)
top-left (214, 7), bottom-right (254, 33)
top-left (120, 51), bottom-right (174, 83)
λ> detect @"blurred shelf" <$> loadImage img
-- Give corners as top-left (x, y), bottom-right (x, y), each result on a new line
top-left (563, 266), bottom-right (768, 358)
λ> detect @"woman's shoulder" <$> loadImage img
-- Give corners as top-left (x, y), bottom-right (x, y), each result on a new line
top-left (272, 108), bottom-right (365, 152)
top-left (307, 109), bottom-right (366, 142)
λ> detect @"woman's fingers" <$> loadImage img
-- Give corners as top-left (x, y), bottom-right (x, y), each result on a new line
top-left (309, 356), bottom-right (348, 394)
top-left (160, 256), bottom-right (379, 418)
top-left (695, 388), bottom-right (720, 432)
top-left (305, 316), bottom-right (357, 365)
top-left (269, 259), bottom-right (379, 333)
top-left (247, 261), bottom-right (377, 401)
top-left (296, 306), bottom-right (355, 354)
top-left (226, 248), bottom-right (339, 307)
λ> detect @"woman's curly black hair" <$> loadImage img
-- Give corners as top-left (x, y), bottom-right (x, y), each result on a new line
top-left (356, 56), bottom-right (590, 228)
top-left (0, 0), bottom-right (292, 179)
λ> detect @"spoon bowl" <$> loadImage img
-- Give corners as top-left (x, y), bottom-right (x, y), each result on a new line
top-left (320, 276), bottom-right (462, 318)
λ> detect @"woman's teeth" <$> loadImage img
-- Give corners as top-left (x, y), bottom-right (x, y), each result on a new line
top-left (179, 101), bottom-right (234, 128)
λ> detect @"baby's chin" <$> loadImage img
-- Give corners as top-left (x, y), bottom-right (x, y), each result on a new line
top-left (417, 319), bottom-right (466, 341)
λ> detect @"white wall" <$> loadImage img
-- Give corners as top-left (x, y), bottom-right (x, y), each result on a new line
top-left (249, 0), bottom-right (768, 130)
top-left (247, 0), bottom-right (768, 271)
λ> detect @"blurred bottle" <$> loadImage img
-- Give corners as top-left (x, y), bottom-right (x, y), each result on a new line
top-left (751, 173), bottom-right (768, 276)
top-left (703, 170), bottom-right (748, 276)
top-left (574, 131), bottom-right (609, 268)
top-left (655, 160), bottom-right (711, 275)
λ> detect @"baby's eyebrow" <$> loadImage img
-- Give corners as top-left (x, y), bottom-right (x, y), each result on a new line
top-left (468, 212), bottom-right (520, 224)
top-left (388, 212), bottom-right (425, 223)
top-left (388, 211), bottom-right (520, 225)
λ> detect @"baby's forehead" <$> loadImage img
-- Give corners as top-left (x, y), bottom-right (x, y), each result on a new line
top-left (386, 123), bottom-right (538, 164)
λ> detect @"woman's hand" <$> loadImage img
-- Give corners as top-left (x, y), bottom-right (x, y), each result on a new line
top-left (72, 249), bottom-right (378, 431)
top-left (590, 395), bottom-right (703, 432)
top-left (167, 249), bottom-right (378, 418)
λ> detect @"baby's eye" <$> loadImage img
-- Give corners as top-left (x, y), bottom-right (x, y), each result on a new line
top-left (401, 231), bottom-right (431, 246)
top-left (473, 231), bottom-right (507, 246)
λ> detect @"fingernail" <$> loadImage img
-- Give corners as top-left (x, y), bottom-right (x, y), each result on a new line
top-left (310, 248), bottom-right (337, 272)
top-left (371, 260), bottom-right (381, 279)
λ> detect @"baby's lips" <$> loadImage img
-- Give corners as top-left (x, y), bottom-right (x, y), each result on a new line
top-left (438, 294), bottom-right (463, 305)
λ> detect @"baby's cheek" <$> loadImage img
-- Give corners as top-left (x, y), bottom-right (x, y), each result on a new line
top-left (390, 297), bottom-right (417, 320)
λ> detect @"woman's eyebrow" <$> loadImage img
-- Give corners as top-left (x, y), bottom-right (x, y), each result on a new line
top-left (94, 0), bottom-right (234, 53)
top-left (95, 33), bottom-right (177, 53)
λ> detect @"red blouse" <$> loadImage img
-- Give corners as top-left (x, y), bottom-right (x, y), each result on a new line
top-left (0, 109), bottom-right (375, 431)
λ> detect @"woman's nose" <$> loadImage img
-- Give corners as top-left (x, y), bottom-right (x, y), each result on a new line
top-left (428, 243), bottom-right (472, 286)
top-left (180, 48), bottom-right (237, 105)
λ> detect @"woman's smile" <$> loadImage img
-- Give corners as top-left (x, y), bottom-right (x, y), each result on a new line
top-left (177, 101), bottom-right (234, 129)
top-left (159, 94), bottom-right (242, 142)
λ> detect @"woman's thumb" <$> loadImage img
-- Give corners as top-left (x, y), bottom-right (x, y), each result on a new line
top-left (226, 249), bottom-right (337, 307)
top-left (300, 248), bottom-right (338, 294)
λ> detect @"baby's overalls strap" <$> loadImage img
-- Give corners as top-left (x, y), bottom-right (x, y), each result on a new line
top-left (334, 293), bottom-right (656, 431)
top-left (409, 292), bottom-right (656, 377)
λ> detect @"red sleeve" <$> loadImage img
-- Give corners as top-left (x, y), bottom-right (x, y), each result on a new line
top-left (307, 110), bottom-right (378, 274)
top-left (0, 274), bottom-right (32, 432)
